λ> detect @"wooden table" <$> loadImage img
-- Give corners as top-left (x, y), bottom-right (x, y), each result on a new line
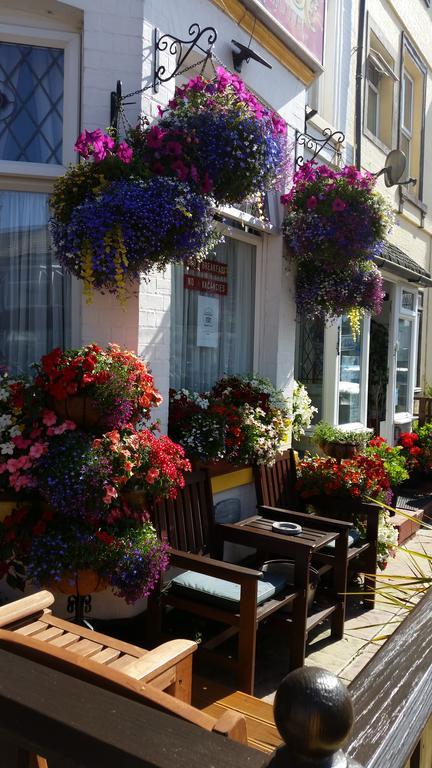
top-left (215, 508), bottom-right (349, 669)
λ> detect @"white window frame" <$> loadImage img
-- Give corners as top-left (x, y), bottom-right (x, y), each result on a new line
top-left (322, 315), bottom-right (370, 430)
top-left (0, 24), bottom-right (80, 178)
top-left (400, 70), bottom-right (414, 172)
top-left (366, 66), bottom-right (380, 138)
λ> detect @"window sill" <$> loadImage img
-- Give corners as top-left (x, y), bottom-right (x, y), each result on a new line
top-left (399, 187), bottom-right (427, 217)
top-left (362, 127), bottom-right (392, 156)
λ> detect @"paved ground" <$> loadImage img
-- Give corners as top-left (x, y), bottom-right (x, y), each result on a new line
top-left (256, 525), bottom-right (432, 703)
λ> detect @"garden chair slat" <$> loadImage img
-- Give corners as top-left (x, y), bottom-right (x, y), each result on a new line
top-left (49, 632), bottom-right (80, 648)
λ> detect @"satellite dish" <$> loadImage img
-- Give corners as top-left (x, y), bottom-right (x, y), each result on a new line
top-left (383, 149), bottom-right (406, 187)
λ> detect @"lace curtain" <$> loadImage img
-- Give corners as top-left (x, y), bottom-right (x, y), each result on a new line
top-left (0, 190), bottom-right (71, 375)
top-left (170, 236), bottom-right (256, 391)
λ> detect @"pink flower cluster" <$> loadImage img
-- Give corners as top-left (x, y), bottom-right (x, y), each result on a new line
top-left (74, 129), bottom-right (133, 164)
top-left (0, 410), bottom-right (76, 492)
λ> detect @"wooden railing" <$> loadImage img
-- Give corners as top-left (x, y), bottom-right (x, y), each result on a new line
top-left (2, 588), bottom-right (432, 767)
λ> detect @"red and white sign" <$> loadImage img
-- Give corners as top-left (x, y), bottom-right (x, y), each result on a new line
top-left (184, 274), bottom-right (228, 296)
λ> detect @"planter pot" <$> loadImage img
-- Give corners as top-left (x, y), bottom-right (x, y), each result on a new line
top-left (51, 394), bottom-right (102, 430)
top-left (320, 441), bottom-right (360, 460)
top-left (0, 498), bottom-right (29, 523)
top-left (121, 489), bottom-right (149, 512)
top-left (191, 458), bottom-right (247, 476)
top-left (46, 569), bottom-right (107, 596)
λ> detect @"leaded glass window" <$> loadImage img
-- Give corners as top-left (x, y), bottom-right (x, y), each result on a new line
top-left (0, 42), bottom-right (64, 164)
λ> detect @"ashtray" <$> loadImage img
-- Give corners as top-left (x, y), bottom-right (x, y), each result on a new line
top-left (272, 521), bottom-right (302, 536)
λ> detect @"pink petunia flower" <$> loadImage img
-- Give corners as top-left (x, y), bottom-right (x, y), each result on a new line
top-left (332, 198), bottom-right (347, 212)
top-left (306, 196), bottom-right (318, 209)
top-left (117, 142), bottom-right (133, 164)
top-left (42, 409), bottom-right (57, 427)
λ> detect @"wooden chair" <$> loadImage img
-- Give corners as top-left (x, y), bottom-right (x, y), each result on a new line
top-left (254, 450), bottom-right (378, 606)
top-left (148, 470), bottom-right (347, 694)
top-left (0, 591), bottom-right (196, 702)
top-left (0, 627), bottom-right (250, 768)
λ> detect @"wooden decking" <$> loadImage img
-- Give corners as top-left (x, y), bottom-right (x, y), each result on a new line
top-left (192, 676), bottom-right (281, 753)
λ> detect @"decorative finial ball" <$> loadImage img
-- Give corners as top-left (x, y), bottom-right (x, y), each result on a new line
top-left (274, 667), bottom-right (354, 759)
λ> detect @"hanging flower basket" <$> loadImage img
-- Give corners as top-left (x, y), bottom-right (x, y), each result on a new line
top-left (131, 67), bottom-right (287, 205)
top-left (281, 163), bottom-right (393, 335)
top-left (50, 394), bottom-right (102, 430)
top-left (50, 131), bottom-right (217, 301)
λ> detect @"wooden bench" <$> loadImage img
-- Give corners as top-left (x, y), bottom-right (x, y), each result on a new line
top-left (0, 591), bottom-right (196, 702)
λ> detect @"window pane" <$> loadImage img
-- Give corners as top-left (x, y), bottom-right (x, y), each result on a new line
top-left (0, 42), bottom-right (64, 164)
top-left (403, 74), bottom-right (413, 132)
top-left (395, 318), bottom-right (412, 413)
top-left (367, 84), bottom-right (378, 136)
top-left (401, 290), bottom-right (415, 311)
top-left (400, 130), bottom-right (410, 174)
top-left (0, 190), bottom-right (71, 374)
top-left (170, 237), bottom-right (256, 391)
top-left (295, 316), bottom-right (324, 421)
top-left (338, 315), bottom-right (362, 424)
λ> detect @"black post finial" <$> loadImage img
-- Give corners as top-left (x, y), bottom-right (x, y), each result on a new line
top-left (110, 80), bottom-right (122, 131)
top-left (271, 667), bottom-right (363, 767)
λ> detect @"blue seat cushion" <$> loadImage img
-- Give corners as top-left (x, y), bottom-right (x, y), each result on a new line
top-left (321, 527), bottom-right (362, 552)
top-left (170, 570), bottom-right (288, 612)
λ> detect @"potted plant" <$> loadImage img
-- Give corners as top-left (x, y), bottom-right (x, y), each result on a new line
top-left (50, 130), bottom-right (217, 301)
top-left (169, 375), bottom-right (291, 467)
top-left (132, 67), bottom-right (287, 206)
top-left (34, 343), bottom-right (162, 431)
top-left (281, 163), bottom-right (393, 336)
top-left (0, 344), bottom-right (191, 609)
top-left (295, 454), bottom-right (398, 569)
top-left (398, 425), bottom-right (432, 485)
top-left (364, 436), bottom-right (409, 493)
top-left (312, 422), bottom-right (372, 460)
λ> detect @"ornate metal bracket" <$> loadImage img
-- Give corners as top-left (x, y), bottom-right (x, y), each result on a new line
top-left (153, 23), bottom-right (217, 93)
top-left (295, 126), bottom-right (346, 168)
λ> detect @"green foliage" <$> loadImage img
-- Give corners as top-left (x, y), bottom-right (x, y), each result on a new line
top-left (312, 421), bottom-right (371, 449)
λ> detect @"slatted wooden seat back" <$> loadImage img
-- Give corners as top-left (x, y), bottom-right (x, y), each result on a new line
top-left (152, 470), bottom-right (215, 555)
top-left (0, 628), bottom-right (248, 768)
top-left (254, 450), bottom-right (300, 510)
top-left (0, 591), bottom-right (197, 702)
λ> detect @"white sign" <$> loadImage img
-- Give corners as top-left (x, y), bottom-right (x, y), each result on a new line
top-left (197, 295), bottom-right (219, 348)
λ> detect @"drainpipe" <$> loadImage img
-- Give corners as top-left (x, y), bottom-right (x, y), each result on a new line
top-left (355, 0), bottom-right (366, 170)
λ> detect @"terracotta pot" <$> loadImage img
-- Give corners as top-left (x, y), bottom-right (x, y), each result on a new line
top-left (47, 569), bottom-right (107, 596)
top-left (321, 441), bottom-right (360, 460)
top-left (51, 395), bottom-right (102, 430)
top-left (121, 489), bottom-right (149, 511)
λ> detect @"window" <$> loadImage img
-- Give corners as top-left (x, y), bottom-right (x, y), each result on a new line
top-left (0, 26), bottom-right (79, 374)
top-left (416, 290), bottom-right (424, 389)
top-left (170, 234), bottom-right (258, 391)
top-left (399, 38), bottom-right (427, 199)
top-left (400, 72), bottom-right (413, 176)
top-left (0, 190), bottom-right (71, 374)
top-left (364, 30), bottom-right (396, 149)
top-left (395, 318), bottom-right (412, 414)
top-left (338, 316), bottom-right (362, 424)
top-left (0, 42), bottom-right (64, 164)
top-left (295, 317), bottom-right (325, 422)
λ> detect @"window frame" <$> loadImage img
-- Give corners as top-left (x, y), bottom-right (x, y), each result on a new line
top-left (0, 24), bottom-right (80, 178)
top-left (363, 16), bottom-right (398, 154)
top-left (169, 223), bottom-right (264, 392)
top-left (365, 60), bottom-right (380, 139)
top-left (398, 33), bottom-right (427, 204)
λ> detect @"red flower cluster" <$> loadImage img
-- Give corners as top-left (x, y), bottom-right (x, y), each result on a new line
top-left (35, 343), bottom-right (162, 429)
top-left (296, 454), bottom-right (391, 503)
top-left (398, 427), bottom-right (432, 475)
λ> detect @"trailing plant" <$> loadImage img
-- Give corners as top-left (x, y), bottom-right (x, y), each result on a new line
top-left (281, 162), bottom-right (393, 336)
top-left (131, 67), bottom-right (287, 205)
top-left (50, 131), bottom-right (217, 301)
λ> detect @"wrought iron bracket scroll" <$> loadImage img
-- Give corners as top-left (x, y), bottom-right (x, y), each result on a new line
top-left (153, 23), bottom-right (217, 93)
top-left (295, 126), bottom-right (346, 168)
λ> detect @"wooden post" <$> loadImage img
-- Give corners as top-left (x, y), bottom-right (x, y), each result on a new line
top-left (269, 667), bottom-right (363, 767)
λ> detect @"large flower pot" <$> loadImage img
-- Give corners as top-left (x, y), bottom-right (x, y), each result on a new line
top-left (121, 489), bottom-right (149, 512)
top-left (191, 458), bottom-right (246, 476)
top-left (321, 441), bottom-right (360, 460)
top-left (46, 569), bottom-right (107, 596)
top-left (51, 394), bottom-right (102, 430)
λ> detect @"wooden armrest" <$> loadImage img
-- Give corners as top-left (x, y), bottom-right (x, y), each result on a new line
top-left (259, 505), bottom-right (353, 531)
top-left (0, 590), bottom-right (55, 628)
top-left (120, 639), bottom-right (197, 681)
top-left (168, 548), bottom-right (262, 584)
